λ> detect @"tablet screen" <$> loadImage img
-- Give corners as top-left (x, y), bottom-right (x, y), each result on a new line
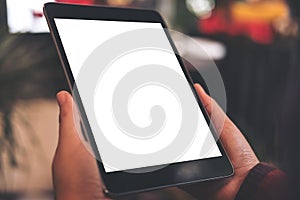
top-left (54, 18), bottom-right (222, 173)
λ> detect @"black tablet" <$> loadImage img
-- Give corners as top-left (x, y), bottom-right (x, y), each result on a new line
top-left (44, 3), bottom-right (233, 197)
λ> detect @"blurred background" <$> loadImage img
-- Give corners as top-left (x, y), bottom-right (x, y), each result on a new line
top-left (0, 0), bottom-right (298, 199)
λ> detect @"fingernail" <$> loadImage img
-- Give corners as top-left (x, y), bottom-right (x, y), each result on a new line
top-left (57, 92), bottom-right (66, 106)
top-left (199, 86), bottom-right (206, 94)
top-left (199, 85), bottom-right (207, 94)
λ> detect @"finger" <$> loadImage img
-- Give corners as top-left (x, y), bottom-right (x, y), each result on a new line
top-left (56, 91), bottom-right (79, 144)
top-left (194, 83), bottom-right (212, 115)
top-left (193, 84), bottom-right (259, 168)
top-left (194, 83), bottom-right (226, 129)
top-left (194, 83), bottom-right (225, 133)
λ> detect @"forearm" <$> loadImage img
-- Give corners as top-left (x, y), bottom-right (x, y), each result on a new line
top-left (235, 163), bottom-right (288, 200)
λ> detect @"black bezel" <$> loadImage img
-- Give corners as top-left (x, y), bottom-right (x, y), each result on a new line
top-left (44, 3), bottom-right (233, 197)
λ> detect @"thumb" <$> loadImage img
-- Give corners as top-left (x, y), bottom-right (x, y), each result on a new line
top-left (193, 84), bottom-right (259, 170)
top-left (194, 84), bottom-right (212, 115)
top-left (56, 91), bottom-right (79, 145)
top-left (194, 83), bottom-right (225, 133)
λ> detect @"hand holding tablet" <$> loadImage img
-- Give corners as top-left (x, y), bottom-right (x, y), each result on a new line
top-left (44, 3), bottom-right (237, 197)
top-left (54, 85), bottom-right (259, 199)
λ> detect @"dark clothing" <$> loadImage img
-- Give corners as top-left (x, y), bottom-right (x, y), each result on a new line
top-left (235, 163), bottom-right (288, 200)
